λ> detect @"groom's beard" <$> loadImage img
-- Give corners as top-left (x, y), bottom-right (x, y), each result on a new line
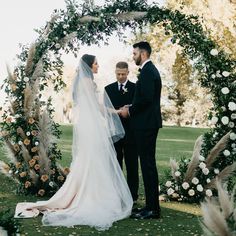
top-left (135, 55), bottom-right (142, 66)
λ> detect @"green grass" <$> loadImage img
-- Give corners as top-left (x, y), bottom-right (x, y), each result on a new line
top-left (0, 125), bottom-right (208, 236)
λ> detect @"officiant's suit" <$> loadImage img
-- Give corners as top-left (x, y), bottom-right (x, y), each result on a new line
top-left (105, 80), bottom-right (139, 201)
top-left (129, 60), bottom-right (162, 212)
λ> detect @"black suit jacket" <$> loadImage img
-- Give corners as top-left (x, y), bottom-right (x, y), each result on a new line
top-left (105, 80), bottom-right (135, 134)
top-left (129, 61), bottom-right (162, 130)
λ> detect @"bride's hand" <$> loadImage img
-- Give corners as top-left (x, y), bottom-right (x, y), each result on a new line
top-left (116, 109), bottom-right (122, 115)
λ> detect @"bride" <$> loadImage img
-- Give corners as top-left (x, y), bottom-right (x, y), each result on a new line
top-left (15, 54), bottom-right (133, 230)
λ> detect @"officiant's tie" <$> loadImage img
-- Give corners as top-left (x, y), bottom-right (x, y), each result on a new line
top-left (119, 84), bottom-right (124, 91)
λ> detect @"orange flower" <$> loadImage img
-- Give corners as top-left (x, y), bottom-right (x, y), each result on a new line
top-left (64, 167), bottom-right (70, 175)
top-left (31, 130), bottom-right (38, 136)
top-left (41, 175), bottom-right (49, 182)
top-left (28, 159), bottom-right (36, 167)
top-left (19, 172), bottom-right (27, 178)
top-left (24, 181), bottom-right (31, 188)
top-left (13, 144), bottom-right (20, 152)
top-left (5, 117), bottom-right (12, 123)
top-left (38, 189), bottom-right (45, 196)
top-left (28, 117), bottom-right (35, 124)
top-left (15, 162), bottom-right (22, 169)
top-left (33, 155), bottom-right (39, 161)
top-left (31, 147), bottom-right (38, 153)
top-left (0, 131), bottom-right (9, 137)
top-left (57, 176), bottom-right (64, 182)
top-left (23, 138), bottom-right (30, 145)
top-left (34, 164), bottom-right (40, 170)
top-left (50, 169), bottom-right (56, 175)
top-left (11, 84), bottom-right (17, 91)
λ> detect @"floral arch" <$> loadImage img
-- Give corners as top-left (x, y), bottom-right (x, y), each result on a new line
top-left (0, 0), bottom-right (235, 201)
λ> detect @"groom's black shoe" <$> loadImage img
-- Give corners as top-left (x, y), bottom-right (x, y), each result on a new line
top-left (131, 209), bottom-right (161, 219)
top-left (131, 207), bottom-right (145, 214)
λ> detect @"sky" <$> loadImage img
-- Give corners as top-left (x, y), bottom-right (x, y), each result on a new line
top-left (0, 0), bottom-right (165, 104)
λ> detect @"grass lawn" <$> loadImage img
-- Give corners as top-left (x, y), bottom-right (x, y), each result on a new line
top-left (0, 125), bottom-right (208, 236)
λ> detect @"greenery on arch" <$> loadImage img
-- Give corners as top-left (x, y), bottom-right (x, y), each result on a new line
top-left (0, 0), bottom-right (235, 201)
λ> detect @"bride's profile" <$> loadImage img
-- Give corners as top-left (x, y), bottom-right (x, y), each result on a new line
top-left (15, 54), bottom-right (133, 230)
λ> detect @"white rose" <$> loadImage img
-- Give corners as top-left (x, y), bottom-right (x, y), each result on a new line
top-left (182, 182), bottom-right (190, 190)
top-left (211, 74), bottom-right (216, 79)
top-left (35, 141), bottom-right (39, 146)
top-left (211, 116), bottom-right (218, 125)
top-left (49, 181), bottom-right (54, 187)
top-left (55, 43), bottom-right (61, 49)
top-left (26, 131), bottom-right (31, 136)
top-left (191, 177), bottom-right (199, 185)
top-left (202, 168), bottom-right (209, 175)
top-left (197, 184), bottom-right (203, 192)
top-left (216, 71), bottom-right (221, 78)
top-left (210, 49), bottom-right (218, 56)
top-left (174, 171), bottom-right (181, 177)
top-left (231, 143), bottom-right (236, 148)
top-left (221, 106), bottom-right (227, 112)
top-left (231, 114), bottom-right (236, 120)
top-left (175, 186), bottom-right (179, 191)
top-left (199, 162), bottom-right (206, 169)
top-left (223, 149), bottom-right (230, 156)
top-left (24, 77), bottom-right (29, 82)
top-left (221, 87), bottom-right (230, 94)
top-left (222, 71), bottom-right (230, 77)
top-left (18, 141), bottom-right (23, 145)
top-left (221, 116), bottom-right (229, 125)
top-left (206, 178), bottom-right (211, 183)
top-left (63, 31), bottom-right (67, 35)
top-left (229, 122), bottom-right (235, 128)
top-left (165, 181), bottom-right (172, 187)
top-left (199, 155), bottom-right (205, 161)
top-left (9, 170), bottom-right (13, 174)
top-left (206, 189), bottom-right (213, 197)
top-left (228, 102), bottom-right (236, 111)
top-left (230, 133), bottom-right (236, 140)
top-left (188, 189), bottom-right (195, 196)
top-left (214, 169), bottom-right (220, 174)
top-left (63, 24), bottom-right (67, 29)
top-left (172, 193), bottom-right (179, 198)
top-left (167, 188), bottom-right (175, 195)
top-left (233, 148), bottom-right (236, 153)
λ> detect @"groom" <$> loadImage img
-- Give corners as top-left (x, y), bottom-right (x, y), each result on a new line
top-left (120, 41), bottom-right (162, 219)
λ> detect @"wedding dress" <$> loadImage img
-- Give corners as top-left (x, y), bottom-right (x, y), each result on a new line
top-left (15, 59), bottom-right (133, 230)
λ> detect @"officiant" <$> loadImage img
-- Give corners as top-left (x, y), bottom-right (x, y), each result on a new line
top-left (105, 61), bottom-right (139, 203)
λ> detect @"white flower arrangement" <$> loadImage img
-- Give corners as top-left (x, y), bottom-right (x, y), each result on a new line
top-left (165, 181), bottom-right (172, 187)
top-left (211, 116), bottom-right (218, 125)
top-left (205, 189), bottom-right (213, 197)
top-left (167, 188), bottom-right (175, 195)
top-left (229, 122), bottom-right (235, 128)
top-left (222, 71), bottom-right (230, 77)
top-left (196, 184), bottom-right (203, 192)
top-left (223, 149), bottom-right (230, 156)
top-left (210, 49), bottom-right (218, 56)
top-left (214, 169), bottom-right (219, 174)
top-left (221, 87), bottom-right (229, 94)
top-left (199, 162), bottom-right (206, 169)
top-left (230, 132), bottom-right (236, 140)
top-left (221, 116), bottom-right (229, 125)
top-left (24, 77), bottom-right (29, 82)
top-left (206, 178), bottom-right (211, 183)
top-left (182, 182), bottom-right (190, 190)
top-left (231, 113), bottom-right (236, 120)
top-left (228, 102), bottom-right (236, 111)
top-left (191, 177), bottom-right (199, 185)
top-left (202, 167), bottom-right (209, 175)
top-left (174, 171), bottom-right (181, 177)
top-left (188, 189), bottom-right (195, 196)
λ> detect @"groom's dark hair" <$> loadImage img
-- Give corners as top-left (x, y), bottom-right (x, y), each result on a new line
top-left (116, 61), bottom-right (128, 69)
top-left (82, 54), bottom-right (96, 68)
top-left (133, 41), bottom-right (152, 56)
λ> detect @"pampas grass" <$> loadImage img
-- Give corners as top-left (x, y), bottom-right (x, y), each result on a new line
top-left (170, 158), bottom-right (179, 180)
top-left (206, 163), bottom-right (236, 190)
top-left (184, 135), bottom-right (203, 182)
top-left (201, 179), bottom-right (235, 236)
top-left (25, 43), bottom-right (36, 76)
top-left (205, 132), bottom-right (230, 168)
top-left (21, 145), bottom-right (31, 162)
top-left (0, 161), bottom-right (10, 176)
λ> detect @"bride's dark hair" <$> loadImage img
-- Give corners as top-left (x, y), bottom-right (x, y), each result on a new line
top-left (82, 54), bottom-right (96, 68)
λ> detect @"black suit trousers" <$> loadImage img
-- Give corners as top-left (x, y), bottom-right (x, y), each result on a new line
top-left (134, 129), bottom-right (160, 211)
top-left (114, 138), bottom-right (139, 201)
